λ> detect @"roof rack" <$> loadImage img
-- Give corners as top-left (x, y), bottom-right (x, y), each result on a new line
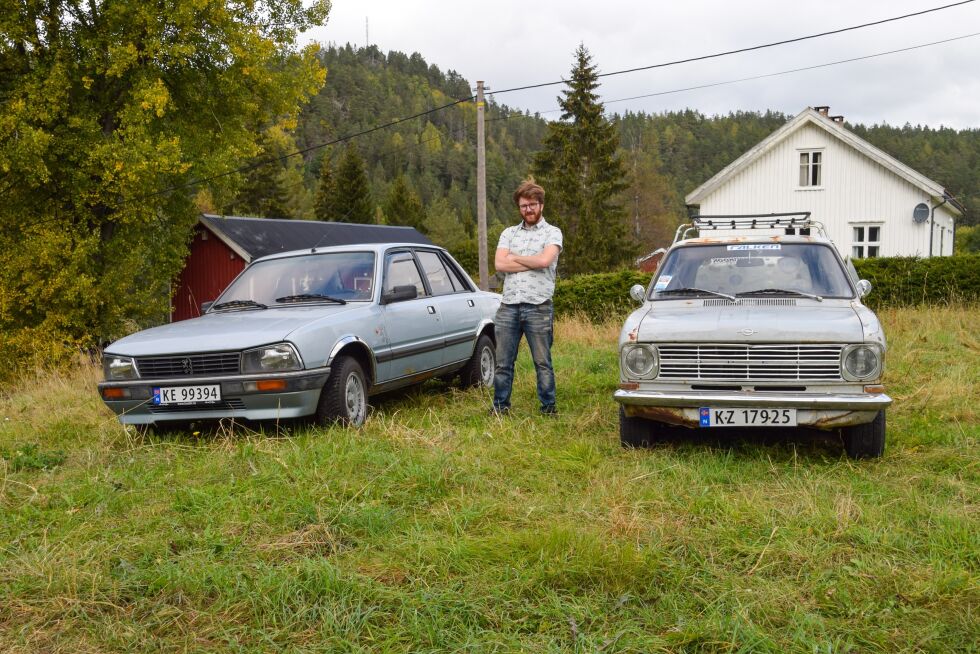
top-left (674, 212), bottom-right (826, 243)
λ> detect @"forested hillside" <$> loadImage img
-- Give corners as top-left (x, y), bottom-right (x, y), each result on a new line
top-left (227, 44), bottom-right (979, 264)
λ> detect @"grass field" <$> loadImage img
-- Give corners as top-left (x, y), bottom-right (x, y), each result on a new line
top-left (1, 306), bottom-right (977, 653)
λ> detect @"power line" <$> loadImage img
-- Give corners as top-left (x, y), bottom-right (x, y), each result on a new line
top-left (489, 0), bottom-right (976, 96)
top-left (120, 0), bottom-right (973, 205)
top-left (487, 32), bottom-right (980, 120)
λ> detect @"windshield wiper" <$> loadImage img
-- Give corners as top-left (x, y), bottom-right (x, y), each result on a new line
top-left (211, 299), bottom-right (268, 311)
top-left (737, 288), bottom-right (823, 302)
top-left (657, 287), bottom-right (737, 301)
top-left (275, 293), bottom-right (347, 305)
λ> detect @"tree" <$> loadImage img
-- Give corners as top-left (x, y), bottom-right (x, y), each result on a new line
top-left (229, 127), bottom-right (301, 219)
top-left (331, 144), bottom-right (374, 223)
top-left (532, 44), bottom-right (632, 275)
top-left (313, 153), bottom-right (338, 221)
top-left (382, 175), bottom-right (426, 231)
top-left (0, 0), bottom-right (330, 369)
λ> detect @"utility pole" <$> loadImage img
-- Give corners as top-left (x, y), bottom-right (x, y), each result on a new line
top-left (475, 81), bottom-right (489, 290)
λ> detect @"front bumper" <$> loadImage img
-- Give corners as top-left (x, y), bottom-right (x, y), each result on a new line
top-left (614, 388), bottom-right (892, 429)
top-left (98, 368), bottom-right (330, 425)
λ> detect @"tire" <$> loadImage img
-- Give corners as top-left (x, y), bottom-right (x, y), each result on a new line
top-left (841, 410), bottom-right (886, 459)
top-left (619, 406), bottom-right (654, 448)
top-left (460, 333), bottom-right (495, 388)
top-left (315, 355), bottom-right (368, 427)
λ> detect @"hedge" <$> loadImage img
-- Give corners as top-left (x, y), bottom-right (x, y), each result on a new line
top-left (852, 255), bottom-right (980, 308)
top-left (552, 255), bottom-right (980, 320)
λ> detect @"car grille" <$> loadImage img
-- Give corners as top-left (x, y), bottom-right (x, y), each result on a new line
top-left (658, 343), bottom-right (843, 381)
top-left (136, 353), bottom-right (241, 378)
top-left (148, 399), bottom-right (247, 414)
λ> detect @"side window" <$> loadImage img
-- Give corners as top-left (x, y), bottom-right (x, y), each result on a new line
top-left (440, 253), bottom-right (473, 292)
top-left (416, 250), bottom-right (456, 296)
top-left (383, 252), bottom-right (428, 297)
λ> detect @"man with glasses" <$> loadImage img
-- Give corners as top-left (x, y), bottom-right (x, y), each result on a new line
top-left (491, 180), bottom-right (563, 416)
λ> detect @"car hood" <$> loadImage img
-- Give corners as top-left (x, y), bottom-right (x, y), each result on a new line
top-left (106, 305), bottom-right (361, 356)
top-left (634, 302), bottom-right (865, 343)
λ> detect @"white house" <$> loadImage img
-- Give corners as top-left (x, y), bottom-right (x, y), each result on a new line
top-left (685, 107), bottom-right (963, 258)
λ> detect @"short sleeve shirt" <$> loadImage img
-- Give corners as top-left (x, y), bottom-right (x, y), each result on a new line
top-left (497, 217), bottom-right (563, 305)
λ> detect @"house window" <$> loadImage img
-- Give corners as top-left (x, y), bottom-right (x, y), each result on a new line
top-left (851, 225), bottom-right (881, 258)
top-left (799, 151), bottom-right (822, 187)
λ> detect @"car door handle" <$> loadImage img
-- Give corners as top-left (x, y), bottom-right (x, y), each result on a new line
top-left (427, 305), bottom-right (436, 314)
top-left (467, 299), bottom-right (475, 307)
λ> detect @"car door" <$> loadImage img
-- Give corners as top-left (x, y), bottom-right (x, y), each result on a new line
top-left (415, 249), bottom-right (481, 367)
top-left (378, 249), bottom-right (445, 380)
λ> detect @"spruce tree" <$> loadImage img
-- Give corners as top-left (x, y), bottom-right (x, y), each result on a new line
top-left (313, 153), bottom-right (337, 221)
top-left (532, 44), bottom-right (631, 275)
top-left (382, 175), bottom-right (427, 232)
top-left (332, 144), bottom-right (374, 223)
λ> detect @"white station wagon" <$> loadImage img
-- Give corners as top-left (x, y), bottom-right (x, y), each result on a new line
top-left (99, 243), bottom-right (500, 428)
top-left (614, 214), bottom-right (892, 458)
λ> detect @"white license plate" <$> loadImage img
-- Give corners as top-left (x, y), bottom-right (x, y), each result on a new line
top-left (153, 385), bottom-right (222, 405)
top-left (699, 407), bottom-right (797, 427)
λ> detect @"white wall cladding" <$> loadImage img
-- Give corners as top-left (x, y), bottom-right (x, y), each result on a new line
top-left (696, 123), bottom-right (957, 257)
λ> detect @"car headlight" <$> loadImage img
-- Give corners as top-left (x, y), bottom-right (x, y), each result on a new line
top-left (242, 343), bottom-right (303, 373)
top-left (842, 344), bottom-right (882, 381)
top-left (103, 355), bottom-right (138, 381)
top-left (622, 344), bottom-right (658, 379)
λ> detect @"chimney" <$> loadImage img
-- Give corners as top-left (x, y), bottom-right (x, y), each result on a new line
top-left (814, 106), bottom-right (830, 116)
top-left (830, 115), bottom-right (845, 123)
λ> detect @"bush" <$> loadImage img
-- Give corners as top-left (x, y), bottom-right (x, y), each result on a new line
top-left (553, 270), bottom-right (650, 322)
top-left (854, 255), bottom-right (980, 307)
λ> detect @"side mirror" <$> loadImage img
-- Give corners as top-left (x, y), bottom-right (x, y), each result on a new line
top-left (381, 284), bottom-right (418, 305)
top-left (856, 279), bottom-right (872, 298)
top-left (200, 301), bottom-right (213, 314)
top-left (629, 284), bottom-right (647, 303)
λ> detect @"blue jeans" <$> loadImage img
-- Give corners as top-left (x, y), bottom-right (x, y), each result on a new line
top-left (492, 301), bottom-right (555, 411)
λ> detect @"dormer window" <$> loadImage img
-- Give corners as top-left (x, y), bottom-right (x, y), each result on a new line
top-left (799, 150), bottom-right (822, 187)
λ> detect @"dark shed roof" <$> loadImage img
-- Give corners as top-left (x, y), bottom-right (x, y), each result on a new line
top-left (200, 214), bottom-right (432, 262)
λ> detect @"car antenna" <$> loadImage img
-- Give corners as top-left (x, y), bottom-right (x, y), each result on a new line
top-left (310, 225), bottom-right (334, 252)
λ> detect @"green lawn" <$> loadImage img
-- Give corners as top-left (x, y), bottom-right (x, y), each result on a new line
top-left (1, 307), bottom-right (977, 653)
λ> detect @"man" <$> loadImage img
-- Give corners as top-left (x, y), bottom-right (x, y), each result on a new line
top-left (491, 180), bottom-right (563, 416)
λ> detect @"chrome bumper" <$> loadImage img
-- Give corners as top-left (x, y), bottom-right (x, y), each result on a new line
top-left (614, 389), bottom-right (892, 429)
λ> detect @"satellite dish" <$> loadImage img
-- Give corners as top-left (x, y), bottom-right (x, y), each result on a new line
top-left (913, 202), bottom-right (930, 224)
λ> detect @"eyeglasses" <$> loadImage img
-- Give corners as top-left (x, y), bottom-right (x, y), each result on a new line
top-left (518, 202), bottom-right (540, 212)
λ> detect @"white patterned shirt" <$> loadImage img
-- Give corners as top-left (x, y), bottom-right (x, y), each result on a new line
top-left (497, 217), bottom-right (563, 305)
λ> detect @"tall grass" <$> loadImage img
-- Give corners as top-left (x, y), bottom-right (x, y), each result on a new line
top-left (1, 307), bottom-right (977, 653)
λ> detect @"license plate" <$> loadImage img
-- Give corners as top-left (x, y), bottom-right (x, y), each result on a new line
top-left (153, 385), bottom-right (222, 405)
top-left (699, 407), bottom-right (797, 427)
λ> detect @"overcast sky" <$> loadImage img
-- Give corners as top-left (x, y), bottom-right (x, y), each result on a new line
top-left (301, 0), bottom-right (980, 129)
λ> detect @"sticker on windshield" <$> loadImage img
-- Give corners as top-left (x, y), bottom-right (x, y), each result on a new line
top-left (654, 275), bottom-right (672, 291)
top-left (710, 257), bottom-right (739, 264)
top-left (728, 244), bottom-right (781, 251)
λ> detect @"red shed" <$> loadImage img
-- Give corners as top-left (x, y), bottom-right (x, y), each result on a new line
top-left (171, 214), bottom-right (432, 322)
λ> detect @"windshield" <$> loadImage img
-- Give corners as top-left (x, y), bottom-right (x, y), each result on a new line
top-left (214, 252), bottom-right (376, 308)
top-left (651, 243), bottom-right (854, 299)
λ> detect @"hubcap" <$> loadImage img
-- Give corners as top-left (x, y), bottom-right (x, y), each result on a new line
top-left (479, 346), bottom-right (494, 386)
top-left (344, 372), bottom-right (366, 425)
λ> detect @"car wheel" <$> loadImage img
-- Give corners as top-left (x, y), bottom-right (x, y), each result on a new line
top-left (841, 410), bottom-right (886, 459)
top-left (620, 406), bottom-right (658, 448)
top-left (460, 333), bottom-right (495, 388)
top-left (316, 355), bottom-right (368, 427)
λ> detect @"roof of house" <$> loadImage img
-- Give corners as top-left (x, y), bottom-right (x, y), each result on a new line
top-left (684, 107), bottom-right (964, 216)
top-left (199, 214), bottom-right (433, 262)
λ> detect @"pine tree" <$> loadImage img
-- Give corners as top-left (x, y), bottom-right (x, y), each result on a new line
top-left (382, 175), bottom-right (427, 232)
top-left (532, 44), bottom-right (632, 275)
top-left (230, 130), bottom-right (295, 219)
top-left (313, 153), bottom-right (337, 221)
top-left (332, 144), bottom-right (374, 223)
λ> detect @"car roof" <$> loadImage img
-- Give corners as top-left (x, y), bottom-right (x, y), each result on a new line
top-left (252, 242), bottom-right (448, 263)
